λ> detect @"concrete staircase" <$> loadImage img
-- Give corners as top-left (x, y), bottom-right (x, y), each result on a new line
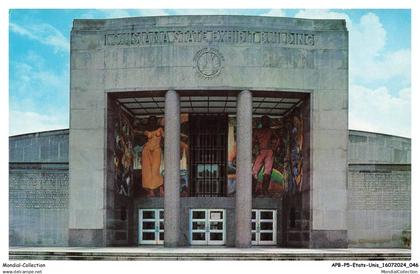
top-left (9, 247), bottom-right (411, 261)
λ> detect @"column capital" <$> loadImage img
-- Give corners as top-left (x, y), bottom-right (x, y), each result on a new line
top-left (239, 89), bottom-right (252, 95)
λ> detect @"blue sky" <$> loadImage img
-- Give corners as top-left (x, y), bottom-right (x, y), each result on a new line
top-left (9, 9), bottom-right (411, 137)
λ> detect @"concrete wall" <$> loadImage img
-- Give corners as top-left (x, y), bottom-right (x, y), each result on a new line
top-left (9, 130), bottom-right (69, 246)
top-left (10, 129), bottom-right (69, 163)
top-left (70, 15), bottom-right (349, 247)
top-left (349, 130), bottom-right (411, 165)
top-left (347, 131), bottom-right (411, 248)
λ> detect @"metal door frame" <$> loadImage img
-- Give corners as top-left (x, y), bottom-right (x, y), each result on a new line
top-left (189, 209), bottom-right (226, 245)
top-left (138, 209), bottom-right (164, 245)
top-left (252, 209), bottom-right (277, 245)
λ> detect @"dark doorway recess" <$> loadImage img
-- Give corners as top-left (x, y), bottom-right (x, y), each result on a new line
top-left (189, 114), bottom-right (228, 197)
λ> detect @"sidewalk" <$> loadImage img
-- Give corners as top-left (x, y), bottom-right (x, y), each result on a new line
top-left (9, 247), bottom-right (411, 261)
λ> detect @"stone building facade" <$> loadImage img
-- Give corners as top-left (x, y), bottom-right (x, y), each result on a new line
top-left (9, 129), bottom-right (411, 247)
top-left (8, 15), bottom-right (409, 249)
top-left (68, 15), bottom-right (348, 248)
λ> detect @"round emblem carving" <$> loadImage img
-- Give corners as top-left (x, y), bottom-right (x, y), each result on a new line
top-left (193, 48), bottom-right (224, 79)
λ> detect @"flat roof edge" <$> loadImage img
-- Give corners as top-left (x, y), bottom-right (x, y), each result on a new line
top-left (72, 15), bottom-right (348, 32)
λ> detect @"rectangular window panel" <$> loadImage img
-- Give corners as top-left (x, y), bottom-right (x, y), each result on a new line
top-left (210, 222), bottom-right (223, 230)
top-left (192, 211), bottom-right (206, 219)
top-left (210, 233), bottom-right (223, 241)
top-left (142, 221), bottom-right (155, 230)
top-left (142, 232), bottom-right (155, 240)
top-left (192, 232), bottom-right (206, 241)
top-left (210, 211), bottom-right (223, 220)
top-left (260, 233), bottom-right (273, 241)
top-left (142, 211), bottom-right (155, 219)
top-left (260, 222), bottom-right (273, 231)
top-left (260, 211), bottom-right (273, 220)
top-left (192, 221), bottom-right (206, 230)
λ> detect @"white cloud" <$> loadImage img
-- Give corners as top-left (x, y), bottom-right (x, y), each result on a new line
top-left (295, 10), bottom-right (410, 83)
top-left (349, 84), bottom-right (411, 138)
top-left (80, 9), bottom-right (170, 19)
top-left (136, 9), bottom-right (170, 16)
top-left (167, 9), bottom-right (253, 16)
top-left (295, 10), bottom-right (411, 137)
top-left (10, 22), bottom-right (69, 53)
top-left (294, 9), bottom-right (352, 27)
top-left (351, 12), bottom-right (385, 58)
top-left (78, 9), bottom-right (285, 21)
top-left (99, 9), bottom-right (132, 18)
top-left (9, 111), bottom-right (68, 136)
top-left (352, 48), bottom-right (411, 83)
top-left (9, 52), bottom-right (69, 136)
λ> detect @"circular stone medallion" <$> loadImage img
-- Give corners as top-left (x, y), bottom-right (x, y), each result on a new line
top-left (193, 48), bottom-right (224, 79)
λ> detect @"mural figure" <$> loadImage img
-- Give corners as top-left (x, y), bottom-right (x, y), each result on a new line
top-left (113, 113), bottom-right (134, 197)
top-left (252, 115), bottom-right (281, 196)
top-left (227, 118), bottom-right (237, 196)
top-left (289, 115), bottom-right (304, 192)
top-left (131, 113), bottom-right (189, 197)
top-left (138, 116), bottom-right (164, 197)
top-left (179, 113), bottom-right (190, 196)
top-left (227, 110), bottom-right (304, 198)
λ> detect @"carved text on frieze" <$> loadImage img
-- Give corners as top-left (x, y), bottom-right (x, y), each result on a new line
top-left (105, 29), bottom-right (316, 47)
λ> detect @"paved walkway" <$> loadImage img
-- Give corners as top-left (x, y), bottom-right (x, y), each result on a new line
top-left (9, 247), bottom-right (411, 261)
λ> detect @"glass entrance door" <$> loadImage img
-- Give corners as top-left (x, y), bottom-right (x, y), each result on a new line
top-left (190, 209), bottom-right (226, 245)
top-left (252, 209), bottom-right (277, 245)
top-left (138, 209), bottom-right (164, 245)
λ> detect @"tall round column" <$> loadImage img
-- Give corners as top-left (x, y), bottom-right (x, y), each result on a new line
top-left (235, 90), bottom-right (253, 247)
top-left (164, 90), bottom-right (180, 247)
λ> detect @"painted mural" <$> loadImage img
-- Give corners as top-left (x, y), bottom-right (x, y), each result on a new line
top-left (113, 110), bottom-right (134, 197)
top-left (134, 116), bottom-right (165, 197)
top-left (227, 117), bottom-right (237, 196)
top-left (227, 109), bottom-right (304, 197)
top-left (113, 105), bottom-right (302, 198)
top-left (131, 114), bottom-right (189, 197)
top-left (179, 114), bottom-right (190, 196)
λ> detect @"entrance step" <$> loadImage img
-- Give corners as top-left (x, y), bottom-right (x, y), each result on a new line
top-left (9, 247), bottom-right (410, 261)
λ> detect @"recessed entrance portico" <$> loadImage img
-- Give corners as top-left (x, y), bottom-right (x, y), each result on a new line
top-left (107, 89), bottom-right (309, 247)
